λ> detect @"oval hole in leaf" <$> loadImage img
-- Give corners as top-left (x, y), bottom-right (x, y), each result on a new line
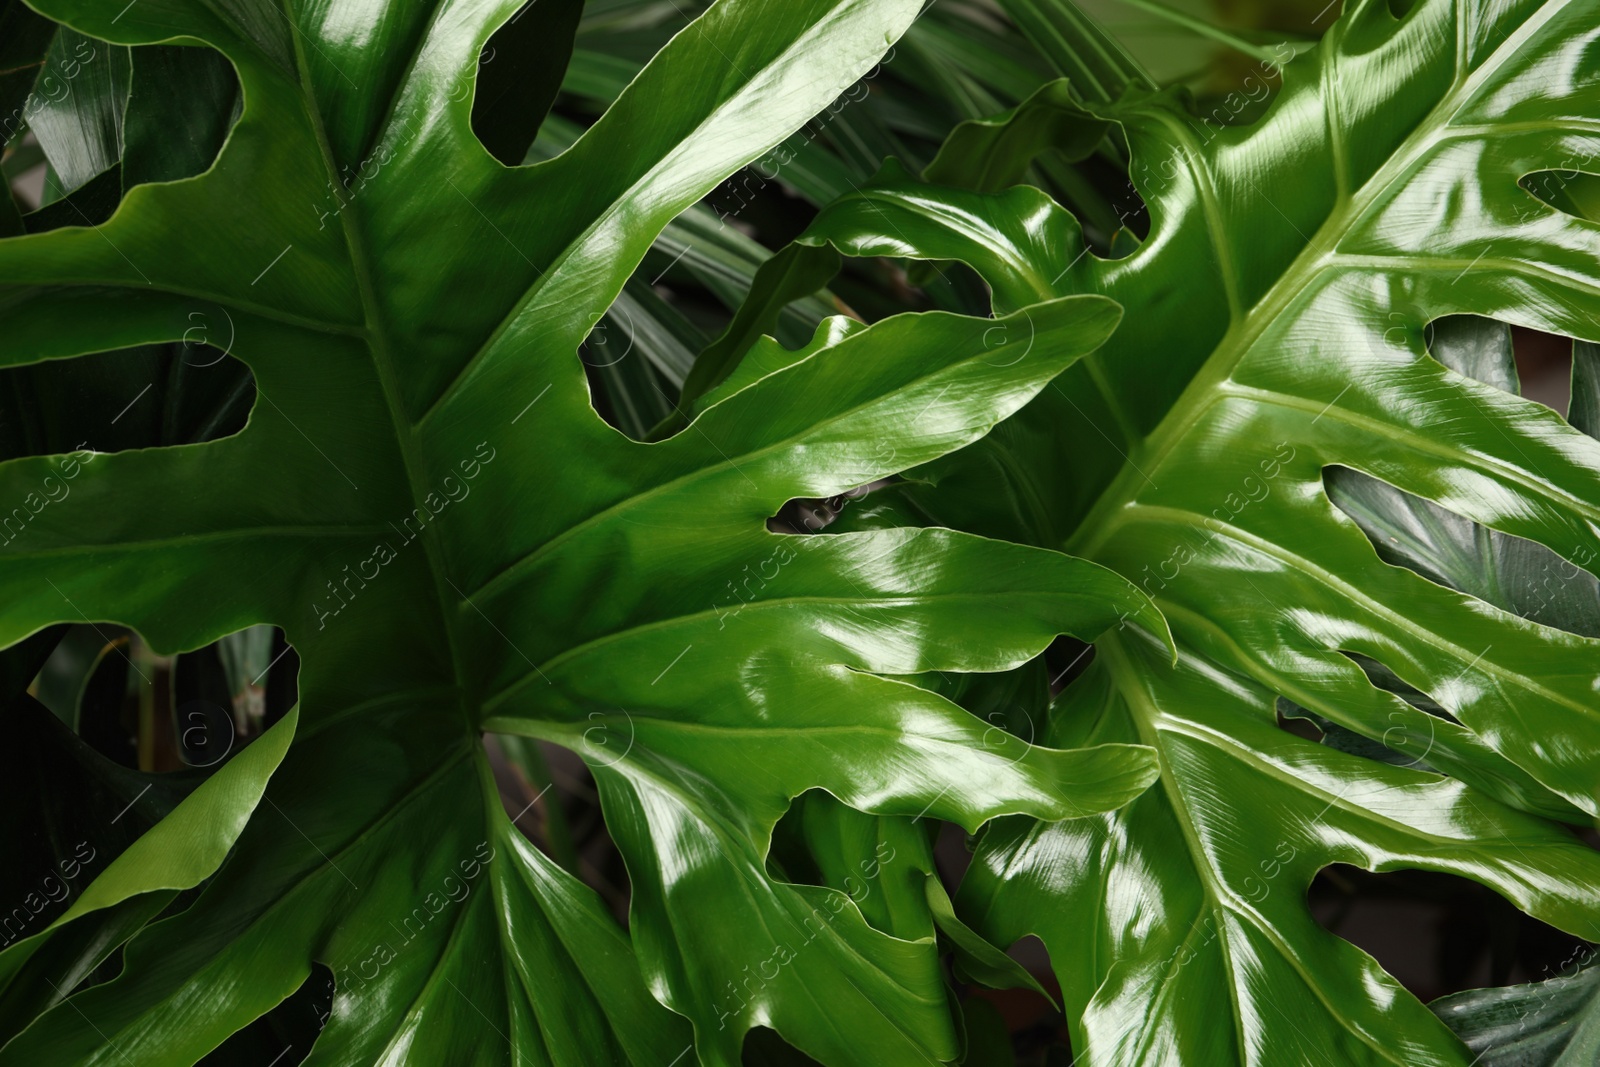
top-left (1276, 658), bottom-right (1456, 770)
top-left (1275, 695), bottom-right (1325, 743)
top-left (1520, 168), bottom-right (1600, 225)
top-left (1325, 465), bottom-right (1600, 640)
top-left (0, 343), bottom-right (255, 463)
top-left (1417, 313), bottom-right (1572, 416)
top-left (174, 626), bottom-right (297, 769)
top-left (1309, 864), bottom-right (1595, 1000)
top-left (770, 482), bottom-right (889, 534)
top-left (32, 623), bottom-right (293, 773)
top-left (470, 0), bottom-right (584, 167)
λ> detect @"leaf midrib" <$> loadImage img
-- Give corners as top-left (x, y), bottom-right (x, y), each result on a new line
top-left (1064, 0), bottom-right (1569, 563)
top-left (276, 0), bottom-right (473, 732)
top-left (1102, 633), bottom-right (1416, 1067)
top-left (1101, 633), bottom-right (1253, 1066)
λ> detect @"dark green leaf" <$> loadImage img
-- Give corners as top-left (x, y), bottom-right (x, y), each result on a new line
top-left (1432, 953), bottom-right (1600, 1067)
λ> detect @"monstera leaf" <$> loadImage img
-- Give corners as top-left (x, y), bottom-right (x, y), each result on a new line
top-left (0, 0), bottom-right (1176, 1063)
top-left (716, 0), bottom-right (1600, 1062)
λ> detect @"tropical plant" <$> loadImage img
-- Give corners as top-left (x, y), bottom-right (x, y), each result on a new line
top-left (713, 0), bottom-right (1600, 1061)
top-left (7, 0), bottom-right (1600, 1063)
top-left (0, 0), bottom-right (1184, 1064)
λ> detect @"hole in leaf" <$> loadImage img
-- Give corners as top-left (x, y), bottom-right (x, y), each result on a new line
top-left (741, 1026), bottom-right (824, 1065)
top-left (1325, 465), bottom-right (1600, 639)
top-left (1332, 313), bottom-right (1598, 633)
top-left (0, 343), bottom-right (254, 464)
top-left (1341, 651), bottom-right (1461, 724)
top-left (1275, 697), bottom-right (1324, 743)
top-left (1277, 662), bottom-right (1450, 771)
top-left (489, 734), bottom-right (630, 922)
top-left (769, 483), bottom-right (885, 534)
top-left (1417, 313), bottom-right (1574, 416)
top-left (30, 623), bottom-right (293, 772)
top-left (1045, 635), bottom-right (1096, 695)
top-left (173, 626), bottom-right (298, 768)
top-left (1520, 168), bottom-right (1600, 224)
top-left (18, 33), bottom-right (239, 232)
top-left (1511, 324), bottom-right (1573, 415)
top-left (1421, 313), bottom-right (1520, 392)
top-left (1310, 865), bottom-right (1595, 1000)
top-left (196, 961), bottom-right (333, 1066)
top-left (470, 1), bottom-right (584, 166)
top-left (120, 45), bottom-right (241, 188)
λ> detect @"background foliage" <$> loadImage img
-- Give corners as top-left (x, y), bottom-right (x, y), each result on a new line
top-left (3, 0), bottom-right (1598, 1064)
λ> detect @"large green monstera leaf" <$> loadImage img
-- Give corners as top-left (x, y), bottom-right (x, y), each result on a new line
top-left (0, 0), bottom-right (1177, 1063)
top-left (722, 0), bottom-right (1600, 1062)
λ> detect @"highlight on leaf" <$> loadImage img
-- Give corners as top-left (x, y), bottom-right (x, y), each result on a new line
top-left (0, 0), bottom-right (1168, 1064)
top-left (7, 0), bottom-right (1600, 1063)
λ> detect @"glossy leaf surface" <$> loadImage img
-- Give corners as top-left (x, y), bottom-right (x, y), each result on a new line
top-left (0, 0), bottom-right (1167, 1062)
top-left (730, 0), bottom-right (1600, 1061)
